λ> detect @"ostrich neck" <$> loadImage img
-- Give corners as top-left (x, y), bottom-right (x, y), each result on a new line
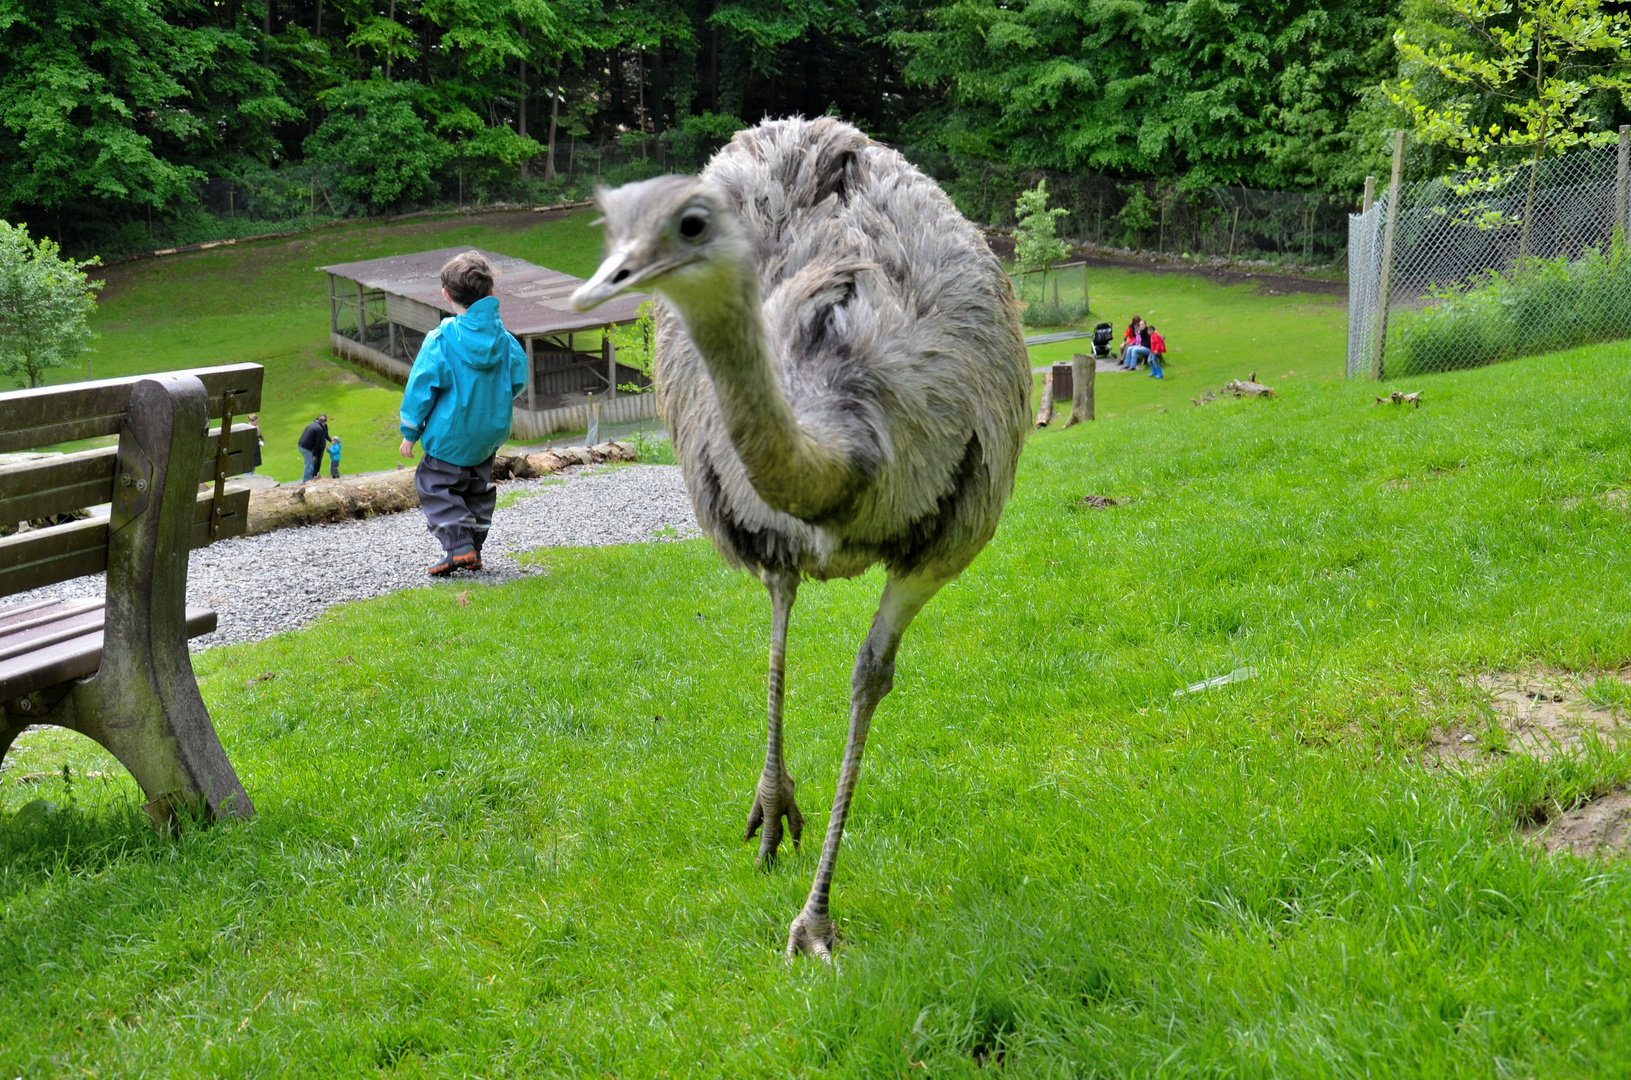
top-left (669, 260), bottom-right (856, 521)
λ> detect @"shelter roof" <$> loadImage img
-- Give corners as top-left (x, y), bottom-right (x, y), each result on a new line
top-left (320, 247), bottom-right (645, 337)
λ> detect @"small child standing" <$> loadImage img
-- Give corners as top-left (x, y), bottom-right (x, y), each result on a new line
top-left (1147, 327), bottom-right (1166, 379)
top-left (328, 434), bottom-right (342, 478)
top-left (398, 251), bottom-right (529, 576)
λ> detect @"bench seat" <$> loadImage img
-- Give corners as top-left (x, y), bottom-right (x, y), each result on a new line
top-left (0, 598), bottom-right (218, 705)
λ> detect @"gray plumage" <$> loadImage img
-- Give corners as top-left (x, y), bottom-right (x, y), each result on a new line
top-left (573, 117), bottom-right (1030, 959)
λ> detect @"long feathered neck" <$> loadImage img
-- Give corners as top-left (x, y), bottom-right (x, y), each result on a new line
top-left (663, 245), bottom-right (857, 521)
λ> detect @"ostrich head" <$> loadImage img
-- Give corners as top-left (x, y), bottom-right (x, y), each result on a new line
top-left (571, 176), bottom-right (752, 313)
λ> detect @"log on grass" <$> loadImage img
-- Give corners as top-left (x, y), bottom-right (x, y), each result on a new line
top-left (1035, 373), bottom-right (1055, 428)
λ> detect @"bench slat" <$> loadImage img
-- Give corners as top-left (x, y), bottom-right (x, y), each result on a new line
top-left (0, 424), bottom-right (260, 524)
top-left (0, 603), bottom-right (217, 702)
top-left (0, 488), bottom-right (252, 596)
top-left (0, 365), bottom-right (263, 453)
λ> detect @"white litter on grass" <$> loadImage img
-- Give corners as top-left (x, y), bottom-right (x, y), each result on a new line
top-left (1174, 667), bottom-right (1258, 697)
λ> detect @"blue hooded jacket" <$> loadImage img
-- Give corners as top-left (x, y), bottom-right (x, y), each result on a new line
top-left (399, 296), bottom-right (529, 467)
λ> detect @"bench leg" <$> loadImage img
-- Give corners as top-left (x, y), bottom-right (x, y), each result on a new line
top-left (75, 376), bottom-right (253, 827)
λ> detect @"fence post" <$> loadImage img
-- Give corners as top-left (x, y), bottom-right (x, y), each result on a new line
top-left (1369, 131), bottom-right (1407, 381)
top-left (1362, 176), bottom-right (1375, 214)
top-left (1617, 126), bottom-right (1630, 240)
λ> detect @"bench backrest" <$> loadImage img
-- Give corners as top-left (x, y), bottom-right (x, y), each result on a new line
top-left (0, 364), bottom-right (264, 597)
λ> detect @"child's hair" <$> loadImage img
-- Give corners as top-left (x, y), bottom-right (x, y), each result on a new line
top-left (441, 251), bottom-right (496, 307)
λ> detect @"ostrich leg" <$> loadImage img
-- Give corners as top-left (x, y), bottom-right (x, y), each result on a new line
top-left (787, 574), bottom-right (941, 960)
top-left (745, 568), bottom-right (804, 863)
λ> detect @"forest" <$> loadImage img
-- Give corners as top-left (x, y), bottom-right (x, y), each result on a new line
top-left (3, 0), bottom-right (1629, 255)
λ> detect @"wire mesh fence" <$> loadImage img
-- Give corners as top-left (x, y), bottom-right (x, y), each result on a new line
top-left (1348, 138), bottom-right (1631, 380)
top-left (897, 147), bottom-right (1352, 268)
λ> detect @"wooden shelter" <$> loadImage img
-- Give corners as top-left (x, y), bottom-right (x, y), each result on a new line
top-left (320, 248), bottom-right (653, 440)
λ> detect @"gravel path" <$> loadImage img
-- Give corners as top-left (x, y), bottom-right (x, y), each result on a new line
top-left (13, 465), bottom-right (700, 650)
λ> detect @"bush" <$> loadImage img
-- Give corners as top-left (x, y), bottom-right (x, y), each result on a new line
top-left (1389, 240), bottom-right (1631, 376)
top-left (303, 81), bottom-right (447, 214)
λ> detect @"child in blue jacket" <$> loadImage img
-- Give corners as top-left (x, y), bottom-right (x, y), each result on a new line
top-left (398, 251), bottom-right (529, 575)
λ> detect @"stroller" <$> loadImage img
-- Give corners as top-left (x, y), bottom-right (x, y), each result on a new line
top-left (1089, 322), bottom-right (1115, 359)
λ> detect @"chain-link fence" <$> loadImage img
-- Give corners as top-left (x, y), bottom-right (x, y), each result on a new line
top-left (1348, 139), bottom-right (1631, 380)
top-left (898, 147), bottom-right (1351, 268)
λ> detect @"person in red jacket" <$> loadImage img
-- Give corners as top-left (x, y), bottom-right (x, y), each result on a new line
top-left (1147, 327), bottom-right (1166, 379)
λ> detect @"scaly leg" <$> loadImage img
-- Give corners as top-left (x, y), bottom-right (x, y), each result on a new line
top-left (744, 568), bottom-right (804, 863)
top-left (787, 574), bottom-right (942, 960)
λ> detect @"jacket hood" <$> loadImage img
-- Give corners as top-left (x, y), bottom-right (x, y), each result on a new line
top-left (441, 296), bottom-right (509, 371)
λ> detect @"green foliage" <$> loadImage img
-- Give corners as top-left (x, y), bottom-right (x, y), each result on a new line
top-left (1012, 179), bottom-right (1069, 272)
top-left (897, 0), bottom-right (1408, 191)
top-left (1388, 0), bottom-right (1631, 173)
top-left (1390, 239), bottom-right (1631, 375)
top-left (0, 220), bottom-right (100, 388)
top-left (611, 300), bottom-right (657, 382)
top-left (303, 81), bottom-right (449, 213)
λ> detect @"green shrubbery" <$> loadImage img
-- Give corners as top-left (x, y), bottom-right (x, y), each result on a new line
top-left (1390, 240), bottom-right (1631, 375)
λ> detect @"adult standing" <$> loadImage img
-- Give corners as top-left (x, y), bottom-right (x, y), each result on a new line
top-left (298, 413), bottom-right (330, 483)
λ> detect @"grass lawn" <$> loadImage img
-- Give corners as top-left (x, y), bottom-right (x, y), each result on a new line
top-left (61, 211), bottom-right (611, 482)
top-left (58, 213), bottom-right (1345, 482)
top-left (1021, 269), bottom-right (1348, 416)
top-left (4, 340), bottom-right (1631, 1075)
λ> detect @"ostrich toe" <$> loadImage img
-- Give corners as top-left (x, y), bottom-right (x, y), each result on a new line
top-left (743, 772), bottom-right (803, 863)
top-left (785, 907), bottom-right (835, 961)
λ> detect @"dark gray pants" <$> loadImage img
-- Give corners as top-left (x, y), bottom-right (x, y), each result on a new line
top-left (415, 454), bottom-right (496, 556)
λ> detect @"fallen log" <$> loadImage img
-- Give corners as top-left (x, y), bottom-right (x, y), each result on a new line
top-left (246, 441), bottom-right (638, 534)
top-left (1035, 372), bottom-right (1056, 427)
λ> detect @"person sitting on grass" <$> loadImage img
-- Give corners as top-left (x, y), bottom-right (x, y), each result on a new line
top-left (1128, 318), bottom-right (1154, 371)
top-left (328, 433), bottom-right (342, 478)
top-left (398, 251), bottom-right (529, 577)
top-left (1147, 326), bottom-right (1166, 379)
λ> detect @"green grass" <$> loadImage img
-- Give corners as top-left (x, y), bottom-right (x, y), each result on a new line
top-left (5, 340), bottom-right (1631, 1075)
top-left (51, 215), bottom-right (1341, 482)
top-left (60, 211), bottom-right (611, 482)
top-left (1020, 268), bottom-right (1348, 417)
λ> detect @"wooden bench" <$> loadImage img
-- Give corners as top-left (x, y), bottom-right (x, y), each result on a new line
top-left (0, 365), bottom-right (263, 826)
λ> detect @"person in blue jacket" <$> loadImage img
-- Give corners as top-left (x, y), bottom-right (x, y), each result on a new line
top-left (398, 251), bottom-right (529, 576)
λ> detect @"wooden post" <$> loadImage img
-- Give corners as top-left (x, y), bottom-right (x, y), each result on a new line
top-left (1035, 372), bottom-right (1055, 427)
top-left (1370, 131), bottom-right (1406, 381)
top-left (1065, 353), bottom-right (1095, 426)
top-left (356, 281), bottom-right (366, 344)
top-left (605, 331), bottom-right (617, 400)
top-left (328, 274), bottom-right (338, 336)
top-left (526, 337), bottom-right (537, 414)
top-left (1617, 126), bottom-right (1630, 241)
top-left (1082, 261), bottom-right (1089, 315)
top-left (1362, 176), bottom-right (1375, 215)
top-left (388, 319), bottom-right (398, 359)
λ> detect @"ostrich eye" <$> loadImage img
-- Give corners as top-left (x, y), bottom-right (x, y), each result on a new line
top-left (678, 207), bottom-right (711, 242)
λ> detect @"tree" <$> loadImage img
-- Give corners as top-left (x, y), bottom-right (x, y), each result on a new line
top-left (1387, 0), bottom-right (1631, 258)
top-left (303, 80), bottom-right (448, 213)
top-left (1012, 179), bottom-right (1069, 306)
top-left (0, 221), bottom-right (101, 388)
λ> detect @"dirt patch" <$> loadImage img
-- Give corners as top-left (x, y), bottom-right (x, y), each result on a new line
top-left (1425, 668), bottom-right (1629, 767)
top-left (1523, 789), bottom-right (1631, 857)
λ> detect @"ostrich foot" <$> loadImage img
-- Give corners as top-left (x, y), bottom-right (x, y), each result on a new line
top-left (785, 907), bottom-right (835, 962)
top-left (743, 772), bottom-right (803, 864)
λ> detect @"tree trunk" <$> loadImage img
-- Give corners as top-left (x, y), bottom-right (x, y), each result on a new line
top-left (384, 0), bottom-right (395, 79)
top-left (1035, 373), bottom-right (1055, 427)
top-left (1064, 355), bottom-right (1094, 426)
top-left (543, 57), bottom-right (562, 184)
top-left (518, 56), bottom-right (529, 185)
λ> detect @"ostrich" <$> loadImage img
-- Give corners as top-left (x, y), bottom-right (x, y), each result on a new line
top-left (572, 117), bottom-right (1030, 959)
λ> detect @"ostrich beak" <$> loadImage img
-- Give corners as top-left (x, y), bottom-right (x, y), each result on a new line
top-left (572, 242), bottom-right (645, 311)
